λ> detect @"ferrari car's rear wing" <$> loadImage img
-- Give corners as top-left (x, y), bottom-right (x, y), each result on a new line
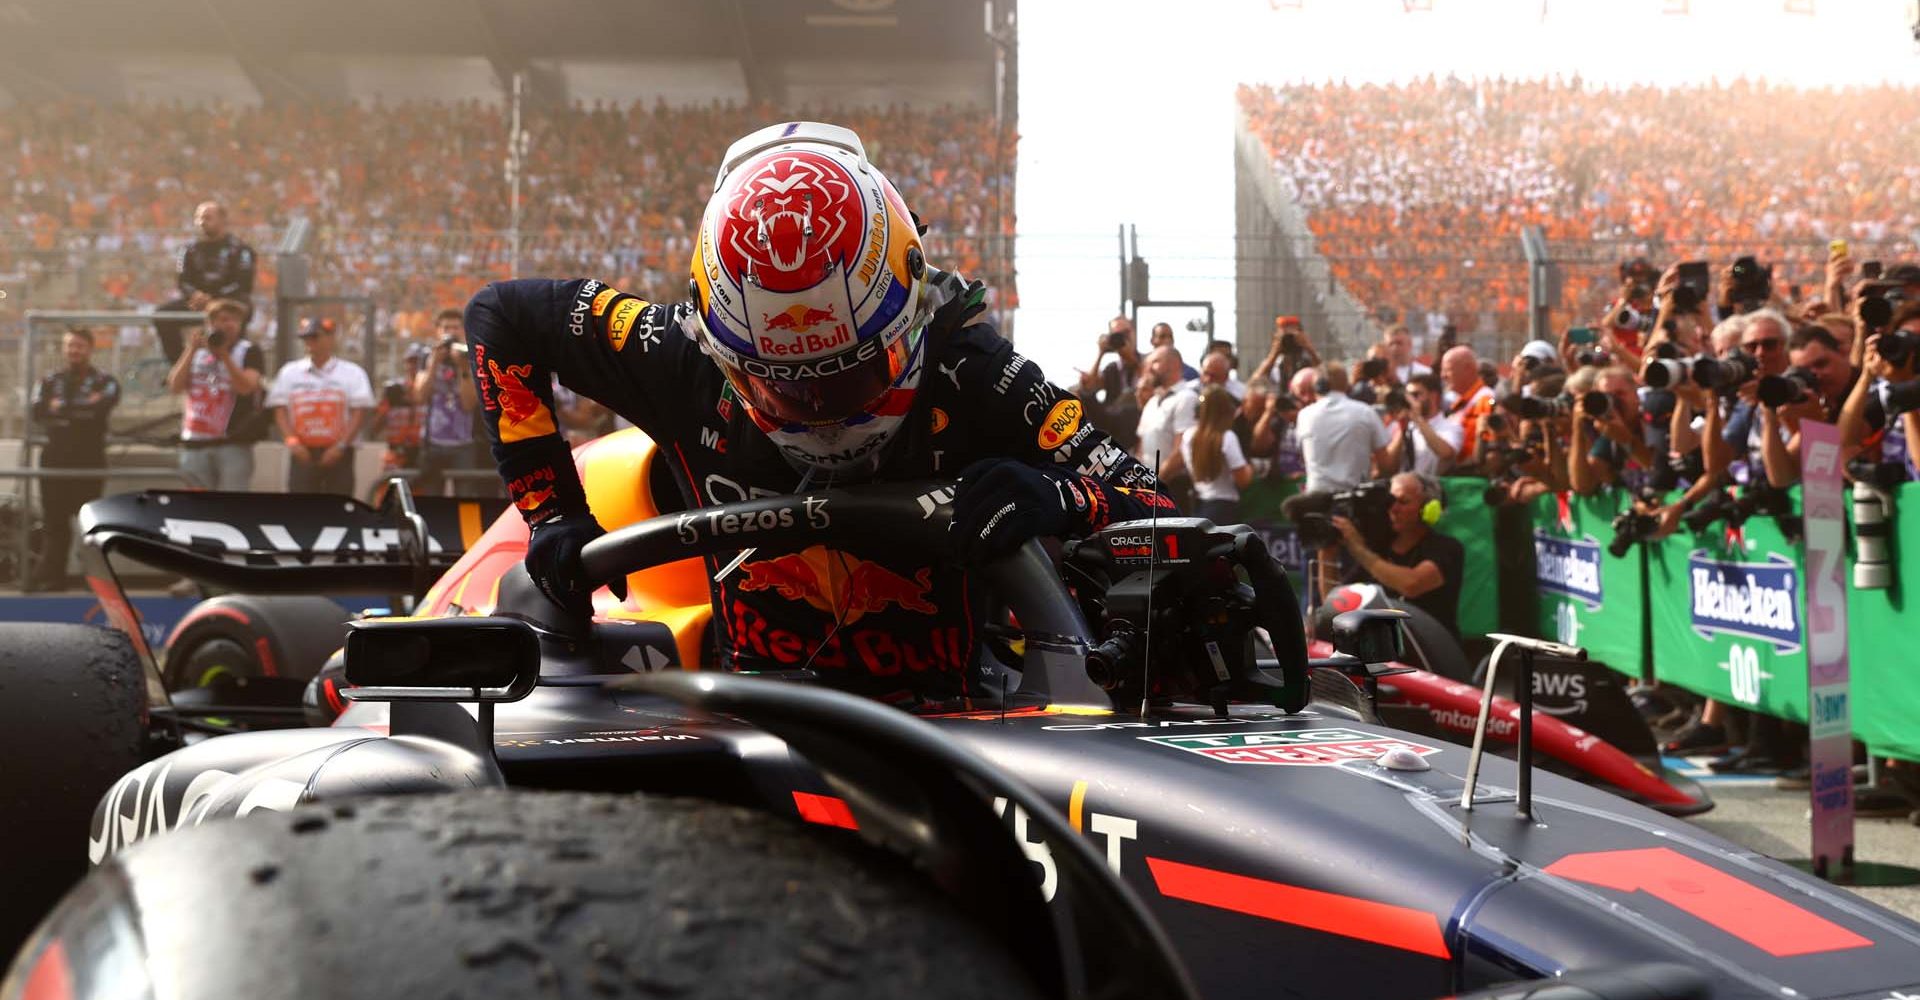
top-left (76, 483), bottom-right (509, 708)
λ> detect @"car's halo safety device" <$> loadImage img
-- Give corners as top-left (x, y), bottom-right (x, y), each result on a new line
top-left (682, 121), bottom-right (944, 473)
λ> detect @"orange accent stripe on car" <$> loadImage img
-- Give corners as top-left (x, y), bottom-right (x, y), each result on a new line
top-left (791, 791), bottom-right (859, 830)
top-left (458, 502), bottom-right (483, 549)
top-left (1068, 780), bottom-right (1088, 833)
top-left (1146, 857), bottom-right (1451, 959)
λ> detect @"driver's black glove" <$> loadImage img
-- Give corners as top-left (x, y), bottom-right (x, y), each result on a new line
top-left (927, 271), bottom-right (989, 338)
top-left (951, 458), bottom-right (1105, 563)
top-left (526, 513), bottom-right (627, 619)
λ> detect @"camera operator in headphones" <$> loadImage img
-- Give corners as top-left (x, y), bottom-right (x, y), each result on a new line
top-left (1321, 472), bottom-right (1463, 641)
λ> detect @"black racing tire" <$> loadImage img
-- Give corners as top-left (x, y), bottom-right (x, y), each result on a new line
top-left (0, 624), bottom-right (148, 954)
top-left (163, 595), bottom-right (351, 690)
top-left (42, 791), bottom-right (1046, 1000)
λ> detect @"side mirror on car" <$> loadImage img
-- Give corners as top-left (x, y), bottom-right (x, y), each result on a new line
top-left (343, 616), bottom-right (541, 703)
top-left (1330, 608), bottom-right (1409, 665)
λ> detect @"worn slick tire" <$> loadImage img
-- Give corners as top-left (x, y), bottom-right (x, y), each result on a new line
top-left (0, 624), bottom-right (148, 954)
top-left (20, 791), bottom-right (1047, 1000)
top-left (163, 595), bottom-right (351, 689)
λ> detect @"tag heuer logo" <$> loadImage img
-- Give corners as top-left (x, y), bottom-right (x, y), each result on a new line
top-left (1140, 728), bottom-right (1439, 766)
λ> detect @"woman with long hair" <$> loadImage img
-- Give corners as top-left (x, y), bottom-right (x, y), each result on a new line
top-left (1161, 386), bottom-right (1252, 523)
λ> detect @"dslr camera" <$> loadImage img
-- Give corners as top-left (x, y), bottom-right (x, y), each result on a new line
top-left (1757, 366), bottom-right (1819, 409)
top-left (1288, 480), bottom-right (1394, 552)
top-left (1730, 256), bottom-right (1773, 309)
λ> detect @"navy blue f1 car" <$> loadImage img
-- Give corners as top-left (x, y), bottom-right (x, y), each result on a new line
top-left (4, 449), bottom-right (1919, 1000)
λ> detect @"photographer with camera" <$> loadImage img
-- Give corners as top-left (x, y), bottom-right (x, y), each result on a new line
top-left (1753, 326), bottom-right (1857, 488)
top-left (1254, 315), bottom-right (1322, 389)
top-left (1314, 472), bottom-right (1464, 641)
top-left (1077, 316), bottom-right (1144, 454)
top-left (1379, 372), bottom-right (1461, 477)
top-left (1839, 299), bottom-right (1920, 480)
top-left (166, 297), bottom-right (266, 490)
top-left (1569, 365), bottom-right (1654, 496)
top-left (1718, 255), bottom-right (1777, 319)
top-left (1715, 309), bottom-right (1794, 479)
top-left (413, 309), bottom-right (482, 495)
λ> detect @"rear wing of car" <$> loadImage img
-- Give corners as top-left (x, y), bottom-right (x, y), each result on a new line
top-left (75, 482), bottom-right (510, 706)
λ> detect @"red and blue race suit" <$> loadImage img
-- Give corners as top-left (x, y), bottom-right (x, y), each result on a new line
top-left (463, 274), bottom-right (1173, 702)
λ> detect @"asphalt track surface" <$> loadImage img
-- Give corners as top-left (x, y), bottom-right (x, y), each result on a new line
top-left (1664, 756), bottom-right (1920, 921)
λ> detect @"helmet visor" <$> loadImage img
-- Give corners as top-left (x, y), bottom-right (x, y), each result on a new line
top-left (725, 328), bottom-right (918, 428)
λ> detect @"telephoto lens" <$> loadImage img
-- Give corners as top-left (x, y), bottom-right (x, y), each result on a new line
top-left (1853, 482), bottom-right (1893, 590)
top-left (1581, 392), bottom-right (1611, 418)
top-left (1692, 351), bottom-right (1758, 392)
top-left (1643, 357), bottom-right (1690, 389)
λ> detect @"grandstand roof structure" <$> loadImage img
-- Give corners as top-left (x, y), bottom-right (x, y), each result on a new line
top-left (0, 0), bottom-right (1002, 108)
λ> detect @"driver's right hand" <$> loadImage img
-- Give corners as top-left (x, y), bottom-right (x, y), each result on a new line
top-left (527, 513), bottom-right (627, 619)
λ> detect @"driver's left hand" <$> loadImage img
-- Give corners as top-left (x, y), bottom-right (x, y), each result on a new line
top-left (951, 458), bottom-right (1100, 564)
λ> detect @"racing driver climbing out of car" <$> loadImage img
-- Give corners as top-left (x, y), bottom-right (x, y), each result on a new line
top-left (464, 121), bottom-right (1176, 705)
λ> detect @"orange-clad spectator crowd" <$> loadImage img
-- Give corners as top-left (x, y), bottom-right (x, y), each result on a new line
top-left (1239, 78), bottom-right (1920, 337)
top-left (0, 99), bottom-right (1016, 338)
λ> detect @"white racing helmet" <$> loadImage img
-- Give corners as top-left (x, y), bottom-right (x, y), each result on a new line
top-left (683, 121), bottom-right (945, 473)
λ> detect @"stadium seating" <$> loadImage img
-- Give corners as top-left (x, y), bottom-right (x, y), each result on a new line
top-left (1239, 79), bottom-right (1920, 334)
top-left (0, 100), bottom-right (1015, 328)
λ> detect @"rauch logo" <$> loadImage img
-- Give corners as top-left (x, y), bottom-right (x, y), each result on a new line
top-left (1534, 531), bottom-right (1603, 610)
top-left (1687, 550), bottom-right (1801, 653)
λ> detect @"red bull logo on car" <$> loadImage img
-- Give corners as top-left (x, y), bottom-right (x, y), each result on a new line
top-left (737, 545), bottom-right (934, 625)
top-left (757, 304), bottom-right (852, 359)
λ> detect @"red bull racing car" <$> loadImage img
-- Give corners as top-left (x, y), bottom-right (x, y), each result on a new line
top-left (6, 427), bottom-right (1920, 1000)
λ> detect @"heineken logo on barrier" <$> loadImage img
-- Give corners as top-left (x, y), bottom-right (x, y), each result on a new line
top-left (1687, 550), bottom-right (1800, 653)
top-left (1534, 531), bottom-right (1603, 610)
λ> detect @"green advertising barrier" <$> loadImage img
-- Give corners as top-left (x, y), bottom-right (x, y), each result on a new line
top-left (1433, 476), bottom-right (1501, 638)
top-left (1529, 489), bottom-right (1647, 678)
top-left (1845, 481), bottom-right (1920, 763)
top-left (1646, 487), bottom-right (1810, 723)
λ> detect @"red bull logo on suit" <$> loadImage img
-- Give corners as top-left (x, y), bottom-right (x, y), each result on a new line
top-left (736, 545), bottom-right (934, 625)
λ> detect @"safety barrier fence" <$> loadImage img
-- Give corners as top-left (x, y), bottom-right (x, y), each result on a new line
top-left (1524, 482), bottom-right (1920, 765)
top-left (1250, 474), bottom-right (1916, 762)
